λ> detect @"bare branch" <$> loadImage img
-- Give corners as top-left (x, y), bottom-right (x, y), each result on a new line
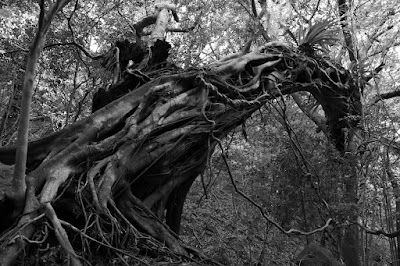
top-left (251, 0), bottom-right (257, 17)
top-left (288, 0), bottom-right (309, 24)
top-left (372, 87), bottom-right (400, 104)
top-left (64, 1), bottom-right (102, 60)
top-left (116, 8), bottom-right (138, 37)
top-left (44, 42), bottom-right (102, 59)
top-left (358, 223), bottom-right (400, 238)
top-left (38, 0), bottom-right (45, 29)
top-left (308, 0), bottom-right (321, 23)
top-left (364, 62), bottom-right (385, 82)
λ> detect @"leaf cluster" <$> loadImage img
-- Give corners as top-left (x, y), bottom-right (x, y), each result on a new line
top-left (289, 20), bottom-right (340, 55)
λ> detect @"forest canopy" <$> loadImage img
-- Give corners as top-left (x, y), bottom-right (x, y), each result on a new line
top-left (0, 0), bottom-right (400, 265)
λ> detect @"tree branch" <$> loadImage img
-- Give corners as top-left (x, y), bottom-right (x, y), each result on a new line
top-left (364, 62), bottom-right (385, 82)
top-left (292, 92), bottom-right (328, 135)
top-left (372, 87), bottom-right (400, 103)
top-left (288, 0), bottom-right (309, 24)
top-left (44, 42), bottom-right (102, 59)
top-left (358, 223), bottom-right (400, 238)
top-left (337, 0), bottom-right (357, 62)
top-left (64, 1), bottom-right (102, 60)
top-left (308, 0), bottom-right (321, 23)
top-left (251, 0), bottom-right (257, 17)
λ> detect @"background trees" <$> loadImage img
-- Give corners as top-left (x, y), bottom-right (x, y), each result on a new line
top-left (0, 0), bottom-right (400, 265)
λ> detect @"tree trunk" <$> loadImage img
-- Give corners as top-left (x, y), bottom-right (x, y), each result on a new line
top-left (388, 167), bottom-right (400, 266)
top-left (7, 0), bottom-right (74, 238)
top-left (336, 128), bottom-right (361, 266)
top-left (336, 1), bottom-right (362, 264)
top-left (0, 41), bottom-right (362, 265)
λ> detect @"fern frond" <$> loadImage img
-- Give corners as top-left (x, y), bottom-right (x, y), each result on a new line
top-left (298, 20), bottom-right (340, 55)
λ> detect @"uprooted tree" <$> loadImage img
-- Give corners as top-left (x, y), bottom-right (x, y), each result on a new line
top-left (0, 1), bottom-right (363, 265)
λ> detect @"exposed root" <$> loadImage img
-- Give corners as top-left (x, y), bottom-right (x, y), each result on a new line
top-left (236, 58), bottom-right (281, 92)
top-left (98, 161), bottom-right (118, 210)
top-left (60, 219), bottom-right (147, 265)
top-left (44, 203), bottom-right (81, 266)
top-left (196, 75), bottom-right (263, 109)
top-left (87, 157), bottom-right (111, 212)
top-left (116, 187), bottom-right (188, 255)
top-left (0, 212), bottom-right (43, 266)
top-left (210, 49), bottom-right (281, 78)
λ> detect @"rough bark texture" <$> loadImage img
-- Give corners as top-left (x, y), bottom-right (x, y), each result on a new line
top-left (0, 40), bottom-right (361, 265)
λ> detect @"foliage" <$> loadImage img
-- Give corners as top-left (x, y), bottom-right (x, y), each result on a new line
top-left (300, 20), bottom-right (339, 52)
top-left (287, 19), bottom-right (340, 55)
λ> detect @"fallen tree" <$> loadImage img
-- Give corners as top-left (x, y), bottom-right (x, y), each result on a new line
top-left (0, 37), bottom-right (361, 264)
top-left (0, 1), bottom-right (364, 261)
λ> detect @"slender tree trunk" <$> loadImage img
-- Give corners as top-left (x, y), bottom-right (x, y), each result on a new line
top-left (382, 167), bottom-right (398, 265)
top-left (65, 61), bottom-right (80, 126)
top-left (341, 130), bottom-right (361, 266)
top-left (388, 167), bottom-right (400, 266)
top-left (336, 1), bottom-right (362, 262)
top-left (9, 0), bottom-right (73, 218)
top-left (11, 21), bottom-right (45, 209)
